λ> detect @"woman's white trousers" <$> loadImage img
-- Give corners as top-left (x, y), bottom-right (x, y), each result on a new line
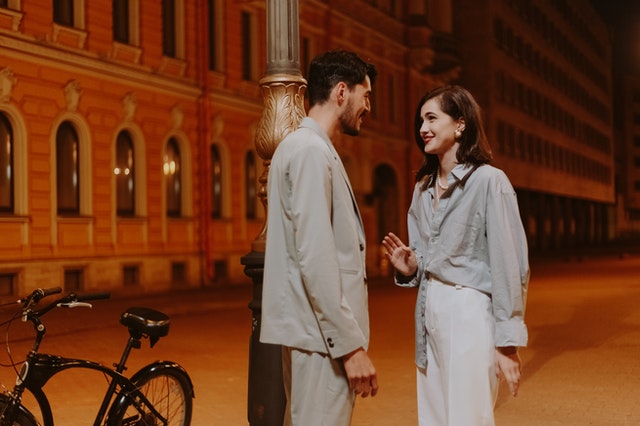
top-left (417, 278), bottom-right (498, 426)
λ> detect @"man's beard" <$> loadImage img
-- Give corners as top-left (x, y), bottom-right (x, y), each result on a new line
top-left (339, 101), bottom-right (361, 136)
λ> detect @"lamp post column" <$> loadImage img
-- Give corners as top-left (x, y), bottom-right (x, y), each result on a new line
top-left (242, 0), bottom-right (306, 424)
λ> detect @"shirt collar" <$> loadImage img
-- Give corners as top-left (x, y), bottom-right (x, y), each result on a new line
top-left (450, 163), bottom-right (477, 182)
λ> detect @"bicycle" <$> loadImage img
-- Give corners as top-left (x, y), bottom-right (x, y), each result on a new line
top-left (0, 287), bottom-right (194, 425)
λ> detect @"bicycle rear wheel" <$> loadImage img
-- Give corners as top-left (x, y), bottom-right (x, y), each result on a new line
top-left (116, 366), bottom-right (193, 426)
top-left (0, 395), bottom-right (39, 426)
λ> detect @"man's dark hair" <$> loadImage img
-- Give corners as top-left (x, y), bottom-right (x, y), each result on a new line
top-left (306, 49), bottom-right (377, 107)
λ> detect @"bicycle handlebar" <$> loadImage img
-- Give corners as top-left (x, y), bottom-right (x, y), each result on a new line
top-left (39, 287), bottom-right (63, 298)
top-left (18, 286), bottom-right (62, 305)
top-left (57, 292), bottom-right (111, 309)
top-left (11, 288), bottom-right (112, 366)
top-left (19, 288), bottom-right (111, 320)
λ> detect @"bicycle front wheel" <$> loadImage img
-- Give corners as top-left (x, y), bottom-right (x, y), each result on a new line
top-left (0, 394), bottom-right (39, 426)
top-left (116, 366), bottom-right (193, 426)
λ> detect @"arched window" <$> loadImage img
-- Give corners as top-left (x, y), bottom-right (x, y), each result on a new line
top-left (245, 150), bottom-right (256, 219)
top-left (115, 130), bottom-right (135, 216)
top-left (164, 137), bottom-right (181, 217)
top-left (210, 144), bottom-right (222, 219)
top-left (56, 121), bottom-right (80, 215)
top-left (0, 113), bottom-right (13, 213)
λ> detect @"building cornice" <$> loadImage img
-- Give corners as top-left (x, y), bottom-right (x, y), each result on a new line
top-left (210, 90), bottom-right (263, 115)
top-left (0, 33), bottom-right (201, 99)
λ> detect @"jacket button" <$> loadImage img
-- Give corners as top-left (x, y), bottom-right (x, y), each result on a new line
top-left (359, 243), bottom-right (364, 251)
top-left (327, 338), bottom-right (334, 348)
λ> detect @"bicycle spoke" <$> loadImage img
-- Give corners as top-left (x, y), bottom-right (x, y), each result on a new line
top-left (121, 371), bottom-right (189, 425)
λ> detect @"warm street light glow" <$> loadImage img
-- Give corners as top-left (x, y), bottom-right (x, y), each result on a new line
top-left (163, 161), bottom-right (177, 175)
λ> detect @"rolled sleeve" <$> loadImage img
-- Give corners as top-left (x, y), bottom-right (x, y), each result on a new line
top-left (486, 172), bottom-right (530, 348)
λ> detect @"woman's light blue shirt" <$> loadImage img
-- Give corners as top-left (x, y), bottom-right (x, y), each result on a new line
top-left (396, 163), bottom-right (529, 369)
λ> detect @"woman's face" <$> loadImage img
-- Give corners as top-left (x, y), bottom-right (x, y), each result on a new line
top-left (418, 97), bottom-right (461, 157)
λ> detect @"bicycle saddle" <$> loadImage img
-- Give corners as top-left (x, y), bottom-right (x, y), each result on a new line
top-left (120, 307), bottom-right (171, 343)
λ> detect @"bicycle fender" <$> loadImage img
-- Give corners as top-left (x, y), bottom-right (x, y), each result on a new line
top-left (131, 361), bottom-right (194, 395)
top-left (106, 360), bottom-right (194, 422)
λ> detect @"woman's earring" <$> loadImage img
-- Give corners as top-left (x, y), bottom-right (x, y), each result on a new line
top-left (454, 129), bottom-right (462, 139)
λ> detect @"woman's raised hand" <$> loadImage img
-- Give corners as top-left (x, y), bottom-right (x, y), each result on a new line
top-left (382, 232), bottom-right (418, 277)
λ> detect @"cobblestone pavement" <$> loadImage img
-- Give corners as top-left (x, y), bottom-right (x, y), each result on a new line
top-left (0, 254), bottom-right (638, 425)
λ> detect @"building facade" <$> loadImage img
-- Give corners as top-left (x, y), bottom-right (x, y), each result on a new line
top-left (453, 0), bottom-right (616, 252)
top-left (0, 0), bottom-right (460, 294)
top-left (0, 0), bottom-right (623, 295)
top-left (618, 76), bottom-right (640, 236)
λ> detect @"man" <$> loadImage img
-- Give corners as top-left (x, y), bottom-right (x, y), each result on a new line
top-left (260, 49), bottom-right (379, 425)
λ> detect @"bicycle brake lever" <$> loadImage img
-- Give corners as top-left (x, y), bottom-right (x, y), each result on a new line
top-left (57, 302), bottom-right (93, 309)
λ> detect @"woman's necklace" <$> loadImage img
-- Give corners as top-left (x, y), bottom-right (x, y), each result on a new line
top-left (434, 167), bottom-right (447, 209)
top-left (437, 169), bottom-right (448, 191)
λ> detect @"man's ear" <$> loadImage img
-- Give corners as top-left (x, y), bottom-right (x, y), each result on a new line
top-left (334, 82), bottom-right (347, 106)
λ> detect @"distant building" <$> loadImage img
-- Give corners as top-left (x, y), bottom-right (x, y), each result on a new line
top-left (0, 0), bottom-right (459, 294)
top-left (453, 0), bottom-right (616, 251)
top-left (600, 0), bottom-right (640, 240)
top-left (590, 0), bottom-right (640, 241)
top-left (618, 75), bottom-right (640, 236)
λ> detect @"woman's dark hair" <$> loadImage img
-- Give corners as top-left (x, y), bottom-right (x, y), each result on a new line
top-left (413, 85), bottom-right (492, 187)
top-left (307, 49), bottom-right (377, 107)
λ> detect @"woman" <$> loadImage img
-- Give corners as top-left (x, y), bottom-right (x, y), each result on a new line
top-left (382, 85), bottom-right (529, 425)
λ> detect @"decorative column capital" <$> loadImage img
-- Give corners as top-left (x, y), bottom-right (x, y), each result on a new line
top-left (251, 74), bottom-right (307, 252)
top-left (255, 74), bottom-right (307, 161)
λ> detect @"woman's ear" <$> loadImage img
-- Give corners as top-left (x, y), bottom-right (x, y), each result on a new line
top-left (457, 118), bottom-right (466, 132)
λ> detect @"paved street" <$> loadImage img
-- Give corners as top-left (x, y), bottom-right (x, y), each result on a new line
top-left (0, 253), bottom-right (638, 425)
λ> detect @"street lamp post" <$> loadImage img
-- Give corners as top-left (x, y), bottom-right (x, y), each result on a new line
top-left (241, 0), bottom-right (306, 424)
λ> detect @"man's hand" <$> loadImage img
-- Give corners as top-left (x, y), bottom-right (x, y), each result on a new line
top-left (495, 346), bottom-right (522, 397)
top-left (343, 348), bottom-right (379, 397)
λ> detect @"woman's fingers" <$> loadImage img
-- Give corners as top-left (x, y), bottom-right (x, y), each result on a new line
top-left (383, 232), bottom-right (406, 251)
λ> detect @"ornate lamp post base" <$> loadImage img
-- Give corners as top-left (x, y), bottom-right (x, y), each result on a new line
top-left (243, 250), bottom-right (286, 425)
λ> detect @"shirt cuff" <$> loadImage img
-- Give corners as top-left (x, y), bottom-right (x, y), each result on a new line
top-left (495, 319), bottom-right (528, 347)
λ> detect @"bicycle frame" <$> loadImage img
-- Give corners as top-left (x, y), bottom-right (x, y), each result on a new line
top-left (10, 351), bottom-right (169, 426)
